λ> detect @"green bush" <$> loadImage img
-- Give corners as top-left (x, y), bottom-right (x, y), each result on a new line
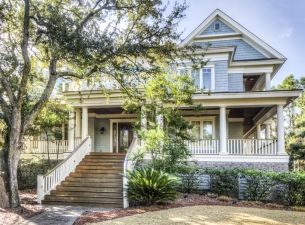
top-left (205, 168), bottom-right (239, 197)
top-left (174, 163), bottom-right (200, 193)
top-left (272, 172), bottom-right (305, 206)
top-left (242, 170), bottom-right (274, 201)
top-left (18, 158), bottom-right (58, 190)
top-left (127, 167), bottom-right (181, 205)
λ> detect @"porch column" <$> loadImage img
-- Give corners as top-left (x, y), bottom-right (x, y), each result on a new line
top-left (265, 73), bottom-right (271, 91)
top-left (75, 108), bottom-right (81, 138)
top-left (61, 123), bottom-right (65, 140)
top-left (256, 124), bottom-right (261, 139)
top-left (265, 123), bottom-right (271, 139)
top-left (82, 106), bottom-right (88, 139)
top-left (141, 106), bottom-right (147, 130)
top-left (68, 110), bottom-right (75, 152)
top-left (156, 107), bottom-right (164, 129)
top-left (277, 104), bottom-right (285, 155)
top-left (219, 106), bottom-right (228, 154)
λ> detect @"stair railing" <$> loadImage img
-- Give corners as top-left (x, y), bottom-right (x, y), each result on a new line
top-left (37, 137), bottom-right (91, 203)
top-left (123, 137), bottom-right (139, 208)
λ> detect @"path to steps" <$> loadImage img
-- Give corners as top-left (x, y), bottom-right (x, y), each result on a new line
top-left (21, 205), bottom-right (112, 225)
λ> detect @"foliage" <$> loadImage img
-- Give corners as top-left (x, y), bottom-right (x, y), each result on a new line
top-left (272, 172), bottom-right (305, 206)
top-left (241, 170), bottom-right (274, 201)
top-left (204, 168), bottom-right (239, 197)
top-left (125, 73), bottom-right (198, 173)
top-left (275, 75), bottom-right (305, 169)
top-left (127, 166), bottom-right (180, 205)
top-left (174, 163), bottom-right (201, 193)
top-left (17, 158), bottom-right (58, 190)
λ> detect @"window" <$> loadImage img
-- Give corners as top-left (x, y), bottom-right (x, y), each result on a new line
top-left (202, 68), bottom-right (212, 90)
top-left (214, 22), bottom-right (221, 31)
top-left (177, 66), bottom-right (215, 91)
top-left (187, 118), bottom-right (215, 140)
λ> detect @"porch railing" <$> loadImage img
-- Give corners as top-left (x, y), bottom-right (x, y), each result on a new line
top-left (23, 139), bottom-right (68, 154)
top-left (186, 139), bottom-right (278, 155)
top-left (37, 137), bottom-right (91, 203)
top-left (228, 139), bottom-right (277, 155)
top-left (186, 139), bottom-right (219, 155)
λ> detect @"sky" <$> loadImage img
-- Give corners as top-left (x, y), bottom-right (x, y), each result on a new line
top-left (176, 0), bottom-right (305, 85)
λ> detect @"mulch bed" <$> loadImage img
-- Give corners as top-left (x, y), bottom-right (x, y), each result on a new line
top-left (73, 193), bottom-right (297, 225)
top-left (0, 189), bottom-right (44, 225)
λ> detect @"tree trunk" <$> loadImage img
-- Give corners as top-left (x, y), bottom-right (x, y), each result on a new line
top-left (6, 109), bottom-right (23, 208)
top-left (0, 148), bottom-right (9, 208)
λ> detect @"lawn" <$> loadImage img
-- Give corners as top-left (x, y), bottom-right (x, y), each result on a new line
top-left (89, 205), bottom-right (305, 225)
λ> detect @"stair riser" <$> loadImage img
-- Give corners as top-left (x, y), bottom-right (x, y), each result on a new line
top-left (61, 181), bottom-right (122, 188)
top-left (65, 177), bottom-right (122, 183)
top-left (74, 170), bottom-right (123, 175)
top-left (50, 191), bottom-right (122, 198)
top-left (76, 165), bottom-right (123, 170)
top-left (42, 200), bottom-right (122, 208)
top-left (69, 173), bottom-right (122, 179)
top-left (44, 195), bottom-right (122, 203)
top-left (56, 186), bottom-right (123, 193)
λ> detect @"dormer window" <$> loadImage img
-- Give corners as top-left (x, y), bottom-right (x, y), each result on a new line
top-left (214, 22), bottom-right (221, 31)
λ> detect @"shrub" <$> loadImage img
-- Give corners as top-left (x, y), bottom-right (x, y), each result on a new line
top-left (174, 163), bottom-right (200, 193)
top-left (17, 158), bottom-right (58, 190)
top-left (272, 172), bottom-right (305, 206)
top-left (127, 167), bottom-right (181, 205)
top-left (205, 168), bottom-right (239, 197)
top-left (242, 170), bottom-right (274, 201)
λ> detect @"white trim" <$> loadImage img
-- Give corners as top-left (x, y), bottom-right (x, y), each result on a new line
top-left (228, 66), bottom-right (273, 74)
top-left (180, 9), bottom-right (285, 59)
top-left (188, 155), bottom-right (289, 163)
top-left (88, 113), bottom-right (137, 118)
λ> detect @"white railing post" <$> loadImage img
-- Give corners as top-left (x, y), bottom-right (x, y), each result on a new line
top-left (37, 175), bottom-right (44, 204)
top-left (219, 106), bottom-right (228, 154)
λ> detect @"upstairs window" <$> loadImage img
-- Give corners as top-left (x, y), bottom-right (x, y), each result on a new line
top-left (214, 22), bottom-right (221, 31)
top-left (177, 66), bottom-right (215, 91)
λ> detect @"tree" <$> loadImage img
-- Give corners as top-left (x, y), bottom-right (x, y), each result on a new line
top-left (0, 0), bottom-right (193, 207)
top-left (275, 75), bottom-right (305, 169)
top-left (124, 72), bottom-right (201, 173)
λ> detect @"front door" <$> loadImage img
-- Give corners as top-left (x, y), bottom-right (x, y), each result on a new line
top-left (112, 122), bottom-right (134, 153)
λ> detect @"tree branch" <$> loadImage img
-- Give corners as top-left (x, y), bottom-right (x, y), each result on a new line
top-left (17, 0), bottom-right (31, 108)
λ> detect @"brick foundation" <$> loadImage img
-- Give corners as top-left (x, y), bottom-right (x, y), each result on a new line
top-left (194, 161), bottom-right (288, 172)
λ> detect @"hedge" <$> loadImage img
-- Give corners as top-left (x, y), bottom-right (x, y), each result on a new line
top-left (176, 166), bottom-right (305, 206)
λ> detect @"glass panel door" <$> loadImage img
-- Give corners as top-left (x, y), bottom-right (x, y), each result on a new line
top-left (117, 123), bottom-right (134, 153)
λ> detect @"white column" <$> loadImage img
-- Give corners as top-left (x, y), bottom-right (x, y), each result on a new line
top-left (68, 110), bottom-right (75, 152)
top-left (219, 106), bottom-right (228, 154)
top-left (82, 106), bottom-right (88, 139)
top-left (265, 123), bottom-right (271, 139)
top-left (277, 104), bottom-right (286, 155)
top-left (256, 124), bottom-right (261, 139)
top-left (265, 73), bottom-right (271, 91)
top-left (61, 123), bottom-right (65, 140)
top-left (141, 106), bottom-right (147, 130)
top-left (156, 108), bottom-right (164, 129)
top-left (75, 108), bottom-right (81, 138)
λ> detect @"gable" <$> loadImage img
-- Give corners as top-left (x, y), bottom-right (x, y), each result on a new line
top-left (193, 39), bottom-right (266, 61)
top-left (180, 9), bottom-right (285, 60)
top-left (200, 18), bottom-right (236, 35)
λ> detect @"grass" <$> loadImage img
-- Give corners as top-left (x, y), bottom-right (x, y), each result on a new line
top-left (90, 205), bottom-right (305, 225)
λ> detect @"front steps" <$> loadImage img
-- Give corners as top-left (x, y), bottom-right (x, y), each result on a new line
top-left (42, 152), bottom-right (125, 207)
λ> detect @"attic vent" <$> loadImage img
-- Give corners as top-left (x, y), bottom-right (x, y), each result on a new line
top-left (214, 22), bottom-right (221, 31)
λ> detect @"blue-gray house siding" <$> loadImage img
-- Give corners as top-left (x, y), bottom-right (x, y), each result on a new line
top-left (194, 39), bottom-right (267, 61)
top-left (214, 60), bottom-right (228, 92)
top-left (228, 74), bottom-right (244, 92)
top-left (200, 19), bottom-right (236, 35)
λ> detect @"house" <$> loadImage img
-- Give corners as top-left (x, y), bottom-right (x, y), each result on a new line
top-left (37, 9), bottom-right (302, 207)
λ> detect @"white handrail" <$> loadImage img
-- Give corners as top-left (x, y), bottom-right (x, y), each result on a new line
top-left (228, 139), bottom-right (277, 155)
top-left (123, 138), bottom-right (138, 208)
top-left (37, 137), bottom-right (91, 203)
top-left (186, 139), bottom-right (219, 155)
